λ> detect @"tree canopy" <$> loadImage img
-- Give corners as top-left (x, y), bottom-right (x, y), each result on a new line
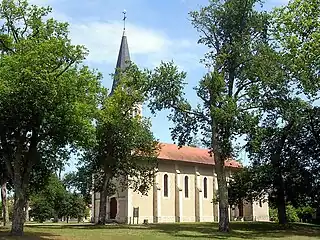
top-left (82, 64), bottom-right (159, 224)
top-left (30, 174), bottom-right (88, 223)
top-left (243, 0), bottom-right (320, 224)
top-left (0, 0), bottom-right (103, 235)
top-left (144, 0), bottom-right (271, 232)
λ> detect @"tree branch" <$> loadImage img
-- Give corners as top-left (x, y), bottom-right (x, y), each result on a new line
top-left (5, 13), bottom-right (20, 43)
top-left (234, 80), bottom-right (254, 99)
top-left (54, 60), bottom-right (75, 79)
top-left (23, 128), bottom-right (38, 187)
top-left (200, 25), bottom-right (220, 54)
top-left (0, 39), bottom-right (14, 53)
top-left (168, 102), bottom-right (210, 123)
top-left (21, 14), bottom-right (29, 37)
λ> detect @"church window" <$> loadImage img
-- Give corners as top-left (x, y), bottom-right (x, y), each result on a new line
top-left (259, 199), bottom-right (262, 207)
top-left (184, 176), bottom-right (189, 198)
top-left (164, 174), bottom-right (168, 197)
top-left (203, 177), bottom-right (208, 198)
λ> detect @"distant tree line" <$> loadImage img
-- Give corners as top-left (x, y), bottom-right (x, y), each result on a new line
top-left (29, 174), bottom-right (89, 223)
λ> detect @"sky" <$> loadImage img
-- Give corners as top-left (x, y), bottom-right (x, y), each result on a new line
top-left (29, 0), bottom-right (290, 171)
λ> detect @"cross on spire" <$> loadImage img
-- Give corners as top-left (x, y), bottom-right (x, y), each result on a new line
top-left (123, 10), bottom-right (127, 31)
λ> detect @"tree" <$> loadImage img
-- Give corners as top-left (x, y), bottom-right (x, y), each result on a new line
top-left (0, 0), bottom-right (102, 235)
top-left (87, 64), bottom-right (159, 225)
top-left (68, 193), bottom-right (87, 223)
top-left (245, 0), bottom-right (320, 225)
top-left (30, 174), bottom-right (67, 222)
top-left (30, 174), bottom-right (88, 223)
top-left (272, 0), bottom-right (320, 95)
top-left (63, 166), bottom-right (93, 205)
top-left (145, 0), bottom-right (269, 232)
top-left (228, 166), bottom-right (267, 215)
top-left (247, 107), bottom-right (320, 223)
top-left (29, 195), bottom-right (54, 223)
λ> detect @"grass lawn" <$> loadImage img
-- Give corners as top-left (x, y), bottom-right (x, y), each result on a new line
top-left (1, 222), bottom-right (320, 240)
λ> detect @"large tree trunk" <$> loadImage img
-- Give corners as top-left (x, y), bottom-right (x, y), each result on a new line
top-left (1, 180), bottom-right (9, 226)
top-left (98, 191), bottom-right (107, 224)
top-left (272, 152), bottom-right (287, 225)
top-left (276, 183), bottom-right (287, 225)
top-left (98, 174), bottom-right (109, 225)
top-left (11, 185), bottom-right (27, 236)
top-left (214, 152), bottom-right (230, 232)
top-left (270, 123), bottom-right (294, 225)
top-left (10, 138), bottom-right (36, 236)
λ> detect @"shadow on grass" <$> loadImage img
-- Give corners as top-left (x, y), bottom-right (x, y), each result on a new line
top-left (25, 222), bottom-right (320, 239)
top-left (0, 228), bottom-right (60, 240)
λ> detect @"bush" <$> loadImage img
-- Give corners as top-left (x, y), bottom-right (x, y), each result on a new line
top-left (286, 205), bottom-right (299, 222)
top-left (269, 205), bottom-right (299, 222)
top-left (296, 206), bottom-right (315, 223)
top-left (269, 207), bottom-right (278, 222)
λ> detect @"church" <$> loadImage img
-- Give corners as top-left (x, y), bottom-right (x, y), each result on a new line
top-left (91, 23), bottom-right (270, 224)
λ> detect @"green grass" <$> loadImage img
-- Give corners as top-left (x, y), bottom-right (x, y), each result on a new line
top-left (1, 222), bottom-right (320, 240)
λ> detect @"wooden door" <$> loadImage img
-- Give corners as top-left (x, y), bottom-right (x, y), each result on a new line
top-left (109, 197), bottom-right (117, 219)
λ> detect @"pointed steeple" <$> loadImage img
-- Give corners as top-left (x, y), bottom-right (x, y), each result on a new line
top-left (111, 11), bottom-right (130, 94)
top-left (115, 31), bottom-right (130, 72)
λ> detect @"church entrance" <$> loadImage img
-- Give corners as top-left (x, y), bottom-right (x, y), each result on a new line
top-left (109, 197), bottom-right (117, 219)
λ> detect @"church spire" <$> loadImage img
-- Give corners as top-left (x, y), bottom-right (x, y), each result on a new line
top-left (111, 10), bottom-right (130, 95)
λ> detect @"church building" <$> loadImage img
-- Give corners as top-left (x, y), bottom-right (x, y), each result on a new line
top-left (91, 23), bottom-right (269, 224)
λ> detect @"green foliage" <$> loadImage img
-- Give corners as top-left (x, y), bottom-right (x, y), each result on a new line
top-left (68, 193), bottom-right (87, 222)
top-left (30, 174), bottom-right (67, 222)
top-left (30, 174), bottom-right (87, 223)
top-left (0, 0), bottom-right (104, 234)
top-left (296, 206), bottom-right (316, 223)
top-left (30, 196), bottom-right (54, 223)
top-left (86, 63), bottom-right (159, 196)
top-left (286, 205), bottom-right (300, 223)
top-left (269, 207), bottom-right (278, 222)
top-left (243, 0), bottom-right (320, 225)
top-left (270, 205), bottom-right (300, 223)
top-left (272, 0), bottom-right (320, 95)
top-left (144, 0), bottom-right (271, 232)
top-left (63, 167), bottom-right (92, 205)
top-left (144, 0), bottom-right (320, 230)
top-left (228, 167), bottom-right (267, 206)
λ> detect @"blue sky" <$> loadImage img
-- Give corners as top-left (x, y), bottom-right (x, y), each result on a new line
top-left (29, 0), bottom-right (289, 171)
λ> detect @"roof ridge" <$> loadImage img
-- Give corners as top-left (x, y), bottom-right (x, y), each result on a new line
top-left (157, 142), bottom-right (242, 168)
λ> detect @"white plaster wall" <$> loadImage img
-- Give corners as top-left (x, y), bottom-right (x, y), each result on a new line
top-left (158, 162), bottom-right (176, 222)
top-left (253, 198), bottom-right (270, 221)
top-left (130, 187), bottom-right (154, 224)
top-left (91, 161), bottom-right (270, 224)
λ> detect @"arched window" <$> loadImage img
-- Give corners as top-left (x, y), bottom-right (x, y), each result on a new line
top-left (203, 177), bottom-right (208, 198)
top-left (184, 176), bottom-right (189, 198)
top-left (164, 174), bottom-right (168, 197)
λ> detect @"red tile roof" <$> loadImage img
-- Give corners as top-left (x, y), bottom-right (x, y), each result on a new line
top-left (157, 143), bottom-right (242, 168)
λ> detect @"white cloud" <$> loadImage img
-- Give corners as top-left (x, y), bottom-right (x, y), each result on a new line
top-left (68, 20), bottom-right (202, 70)
top-left (70, 21), bottom-right (168, 63)
top-left (27, 3), bottom-right (204, 71)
